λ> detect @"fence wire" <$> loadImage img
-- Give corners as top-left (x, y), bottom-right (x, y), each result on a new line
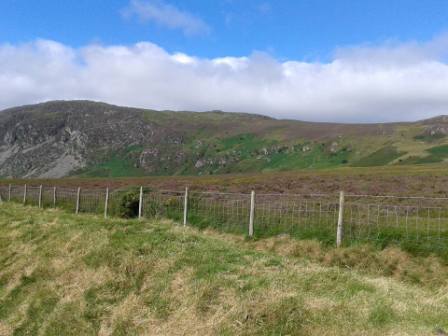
top-left (187, 191), bottom-right (250, 234)
top-left (344, 195), bottom-right (448, 245)
top-left (42, 187), bottom-right (56, 208)
top-left (143, 190), bottom-right (184, 221)
top-left (3, 184), bottom-right (448, 250)
top-left (9, 185), bottom-right (25, 203)
top-left (0, 185), bottom-right (8, 202)
top-left (254, 194), bottom-right (338, 242)
top-left (78, 188), bottom-right (106, 215)
top-left (25, 186), bottom-right (41, 207)
top-left (54, 187), bottom-right (77, 212)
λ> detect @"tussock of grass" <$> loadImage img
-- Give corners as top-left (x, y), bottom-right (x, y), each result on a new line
top-left (232, 235), bottom-right (448, 288)
top-left (0, 203), bottom-right (447, 335)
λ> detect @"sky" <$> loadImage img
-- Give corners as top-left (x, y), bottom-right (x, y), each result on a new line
top-left (1, 0), bottom-right (448, 122)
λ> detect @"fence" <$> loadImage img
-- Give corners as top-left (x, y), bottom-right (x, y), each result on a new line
top-left (1, 184), bottom-right (448, 251)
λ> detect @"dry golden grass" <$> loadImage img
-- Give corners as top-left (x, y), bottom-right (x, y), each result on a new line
top-left (0, 204), bottom-right (448, 335)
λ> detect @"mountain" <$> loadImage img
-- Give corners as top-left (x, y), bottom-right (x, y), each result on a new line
top-left (1, 100), bottom-right (448, 178)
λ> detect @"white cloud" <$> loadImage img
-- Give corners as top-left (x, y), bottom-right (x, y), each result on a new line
top-left (1, 36), bottom-right (448, 122)
top-left (123, 0), bottom-right (210, 36)
top-left (171, 52), bottom-right (197, 65)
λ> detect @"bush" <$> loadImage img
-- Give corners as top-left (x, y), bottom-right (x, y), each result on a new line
top-left (117, 190), bottom-right (140, 218)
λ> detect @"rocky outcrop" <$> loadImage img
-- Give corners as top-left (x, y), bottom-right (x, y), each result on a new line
top-left (0, 101), bottom-right (171, 177)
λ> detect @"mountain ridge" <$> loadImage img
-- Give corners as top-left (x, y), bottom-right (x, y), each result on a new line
top-left (5, 99), bottom-right (445, 124)
top-left (1, 100), bottom-right (448, 178)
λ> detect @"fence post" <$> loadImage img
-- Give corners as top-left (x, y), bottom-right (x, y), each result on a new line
top-left (23, 184), bottom-right (27, 205)
top-left (53, 187), bottom-right (57, 208)
top-left (183, 187), bottom-right (189, 226)
top-left (104, 187), bottom-right (109, 219)
top-left (38, 185), bottom-right (43, 208)
top-left (8, 184), bottom-right (11, 202)
top-left (336, 191), bottom-right (345, 248)
top-left (75, 187), bottom-right (81, 214)
top-left (249, 190), bottom-right (255, 237)
top-left (138, 186), bottom-right (143, 219)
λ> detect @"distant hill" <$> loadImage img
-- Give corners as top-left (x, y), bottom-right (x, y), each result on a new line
top-left (1, 100), bottom-right (448, 178)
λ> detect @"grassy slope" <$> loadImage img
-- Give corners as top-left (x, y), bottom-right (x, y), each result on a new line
top-left (5, 100), bottom-right (448, 177)
top-left (82, 103), bottom-right (448, 174)
top-left (1, 204), bottom-right (448, 335)
top-left (133, 110), bottom-right (448, 173)
top-left (80, 122), bottom-right (448, 176)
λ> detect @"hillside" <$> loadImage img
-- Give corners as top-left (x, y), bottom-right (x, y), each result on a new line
top-left (1, 203), bottom-right (447, 335)
top-left (1, 100), bottom-right (448, 178)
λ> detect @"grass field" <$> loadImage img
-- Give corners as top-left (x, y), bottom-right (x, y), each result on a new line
top-left (1, 203), bottom-right (448, 335)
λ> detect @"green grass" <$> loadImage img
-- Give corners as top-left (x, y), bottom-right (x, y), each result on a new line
top-left (80, 146), bottom-right (146, 178)
top-left (423, 144), bottom-right (448, 163)
top-left (399, 144), bottom-right (448, 164)
top-left (353, 145), bottom-right (406, 167)
top-left (1, 203), bottom-right (448, 335)
top-left (414, 133), bottom-right (446, 143)
top-left (264, 144), bottom-right (350, 171)
top-left (148, 195), bottom-right (448, 261)
top-left (219, 133), bottom-right (272, 153)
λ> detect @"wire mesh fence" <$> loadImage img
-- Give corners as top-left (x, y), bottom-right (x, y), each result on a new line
top-left (25, 186), bottom-right (41, 207)
top-left (2, 184), bottom-right (448, 253)
top-left (54, 187), bottom-right (77, 213)
top-left (42, 186), bottom-right (56, 208)
top-left (254, 193), bottom-right (339, 242)
top-left (344, 195), bottom-right (448, 247)
top-left (8, 185), bottom-right (25, 203)
top-left (0, 185), bottom-right (8, 202)
top-left (188, 191), bottom-right (251, 234)
top-left (143, 189), bottom-right (184, 221)
top-left (78, 188), bottom-right (106, 215)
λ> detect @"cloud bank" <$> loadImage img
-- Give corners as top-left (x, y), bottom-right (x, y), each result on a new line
top-left (1, 36), bottom-right (448, 122)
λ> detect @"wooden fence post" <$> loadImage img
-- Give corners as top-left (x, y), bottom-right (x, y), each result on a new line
top-left (104, 187), bottom-right (109, 219)
top-left (8, 184), bottom-right (11, 202)
top-left (38, 185), bottom-right (43, 208)
top-left (23, 184), bottom-right (27, 205)
top-left (138, 186), bottom-right (143, 219)
top-left (249, 190), bottom-right (255, 237)
top-left (336, 191), bottom-right (345, 248)
top-left (183, 187), bottom-right (189, 226)
top-left (75, 187), bottom-right (81, 214)
top-left (53, 187), bottom-right (57, 208)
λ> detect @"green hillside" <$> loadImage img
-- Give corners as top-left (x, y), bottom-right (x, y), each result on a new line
top-left (1, 203), bottom-right (448, 335)
top-left (2, 100), bottom-right (448, 178)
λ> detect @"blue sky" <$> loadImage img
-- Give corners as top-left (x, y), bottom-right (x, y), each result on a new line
top-left (2, 0), bottom-right (448, 60)
top-left (1, 0), bottom-right (448, 122)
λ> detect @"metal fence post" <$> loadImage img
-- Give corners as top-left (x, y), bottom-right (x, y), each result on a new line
top-left (53, 187), bottom-right (57, 208)
top-left (23, 184), bottom-right (27, 205)
top-left (183, 187), bottom-right (189, 226)
top-left (75, 187), bottom-right (81, 214)
top-left (138, 186), bottom-right (143, 219)
top-left (8, 184), bottom-right (11, 202)
top-left (104, 187), bottom-right (109, 219)
top-left (38, 185), bottom-right (43, 208)
top-left (249, 190), bottom-right (255, 237)
top-left (336, 191), bottom-right (345, 247)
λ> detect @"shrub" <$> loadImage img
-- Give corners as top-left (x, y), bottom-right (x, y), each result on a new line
top-left (117, 190), bottom-right (140, 218)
